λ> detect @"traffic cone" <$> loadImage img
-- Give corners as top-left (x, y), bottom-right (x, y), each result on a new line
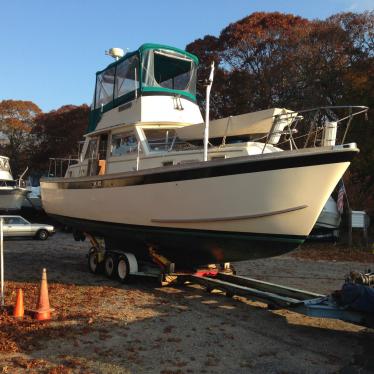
top-left (34, 268), bottom-right (53, 321)
top-left (13, 289), bottom-right (24, 319)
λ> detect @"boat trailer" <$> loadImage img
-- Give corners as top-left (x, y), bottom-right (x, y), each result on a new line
top-left (84, 233), bottom-right (374, 329)
top-left (182, 271), bottom-right (374, 329)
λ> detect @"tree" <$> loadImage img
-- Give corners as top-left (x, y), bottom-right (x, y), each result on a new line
top-left (31, 104), bottom-right (89, 174)
top-left (0, 100), bottom-right (41, 176)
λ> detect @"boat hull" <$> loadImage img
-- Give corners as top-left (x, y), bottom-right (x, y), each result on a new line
top-left (0, 188), bottom-right (28, 211)
top-left (41, 147), bottom-right (357, 267)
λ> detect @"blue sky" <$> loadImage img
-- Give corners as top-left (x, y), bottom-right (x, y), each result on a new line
top-left (0, 0), bottom-right (372, 112)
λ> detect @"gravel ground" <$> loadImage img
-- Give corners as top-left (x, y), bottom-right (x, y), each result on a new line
top-left (0, 232), bottom-right (373, 373)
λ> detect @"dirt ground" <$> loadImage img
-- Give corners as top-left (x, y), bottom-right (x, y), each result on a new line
top-left (0, 233), bottom-right (373, 374)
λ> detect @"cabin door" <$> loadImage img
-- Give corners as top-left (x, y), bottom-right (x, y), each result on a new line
top-left (86, 138), bottom-right (99, 176)
top-left (97, 134), bottom-right (108, 175)
top-left (86, 134), bottom-right (108, 176)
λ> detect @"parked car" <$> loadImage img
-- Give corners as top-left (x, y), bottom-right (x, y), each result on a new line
top-left (0, 215), bottom-right (55, 240)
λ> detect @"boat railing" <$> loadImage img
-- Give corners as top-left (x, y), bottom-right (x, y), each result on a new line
top-left (261, 105), bottom-right (369, 153)
top-left (48, 158), bottom-right (79, 178)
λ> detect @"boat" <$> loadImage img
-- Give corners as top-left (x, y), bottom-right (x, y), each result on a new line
top-left (316, 196), bottom-right (341, 230)
top-left (0, 156), bottom-right (29, 211)
top-left (308, 196), bottom-right (341, 241)
top-left (40, 43), bottom-right (368, 268)
top-left (22, 186), bottom-right (42, 210)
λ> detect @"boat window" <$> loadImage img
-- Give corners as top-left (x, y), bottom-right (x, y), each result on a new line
top-left (142, 49), bottom-right (197, 95)
top-left (114, 55), bottom-right (139, 99)
top-left (95, 66), bottom-right (115, 108)
top-left (143, 129), bottom-right (177, 151)
top-left (110, 132), bottom-right (139, 157)
top-left (0, 157), bottom-right (10, 171)
top-left (84, 138), bottom-right (98, 160)
top-left (0, 180), bottom-right (16, 187)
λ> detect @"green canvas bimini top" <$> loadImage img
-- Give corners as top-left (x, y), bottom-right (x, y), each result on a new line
top-left (96, 43), bottom-right (199, 75)
top-left (88, 43), bottom-right (199, 132)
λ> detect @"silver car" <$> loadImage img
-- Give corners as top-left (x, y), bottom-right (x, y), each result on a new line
top-left (0, 215), bottom-right (55, 240)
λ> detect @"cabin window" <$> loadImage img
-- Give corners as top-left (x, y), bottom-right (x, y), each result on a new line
top-left (114, 55), bottom-right (139, 99)
top-left (143, 129), bottom-right (177, 151)
top-left (84, 138), bottom-right (98, 160)
top-left (142, 49), bottom-right (197, 95)
top-left (110, 132), bottom-right (139, 157)
top-left (95, 66), bottom-right (115, 108)
top-left (0, 180), bottom-right (16, 187)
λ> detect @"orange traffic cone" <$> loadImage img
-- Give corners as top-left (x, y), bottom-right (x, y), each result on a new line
top-left (33, 268), bottom-right (53, 321)
top-left (13, 289), bottom-right (24, 319)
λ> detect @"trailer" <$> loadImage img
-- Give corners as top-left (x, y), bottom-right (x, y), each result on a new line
top-left (84, 234), bottom-right (374, 329)
top-left (186, 272), bottom-right (374, 328)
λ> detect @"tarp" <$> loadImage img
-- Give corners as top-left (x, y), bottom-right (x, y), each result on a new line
top-left (337, 283), bottom-right (374, 313)
top-left (176, 108), bottom-right (297, 141)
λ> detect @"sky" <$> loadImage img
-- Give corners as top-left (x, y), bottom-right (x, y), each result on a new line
top-left (0, 0), bottom-right (373, 112)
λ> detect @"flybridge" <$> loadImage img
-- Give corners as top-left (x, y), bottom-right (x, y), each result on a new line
top-left (89, 44), bottom-right (199, 131)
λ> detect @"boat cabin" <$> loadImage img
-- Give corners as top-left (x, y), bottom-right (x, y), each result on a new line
top-left (66, 121), bottom-right (282, 178)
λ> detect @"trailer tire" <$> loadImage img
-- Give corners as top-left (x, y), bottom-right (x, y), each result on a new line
top-left (88, 249), bottom-right (102, 274)
top-left (117, 255), bottom-right (130, 283)
top-left (104, 253), bottom-right (118, 279)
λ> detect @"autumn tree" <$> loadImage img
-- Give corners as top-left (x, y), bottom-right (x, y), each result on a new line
top-left (31, 104), bottom-right (89, 174)
top-left (0, 100), bottom-right (41, 176)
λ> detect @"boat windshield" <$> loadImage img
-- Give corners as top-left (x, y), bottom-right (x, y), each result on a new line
top-left (143, 128), bottom-right (198, 152)
top-left (142, 49), bottom-right (197, 99)
top-left (143, 129), bottom-right (176, 151)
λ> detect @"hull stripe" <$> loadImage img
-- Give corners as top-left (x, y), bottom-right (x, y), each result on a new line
top-left (151, 204), bottom-right (308, 223)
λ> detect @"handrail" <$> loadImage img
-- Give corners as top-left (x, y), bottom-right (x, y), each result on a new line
top-left (48, 158), bottom-right (79, 177)
top-left (260, 105), bottom-right (369, 154)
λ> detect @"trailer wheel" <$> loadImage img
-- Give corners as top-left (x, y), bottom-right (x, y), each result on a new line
top-left (88, 249), bottom-right (102, 274)
top-left (117, 255), bottom-right (130, 283)
top-left (104, 253), bottom-right (118, 279)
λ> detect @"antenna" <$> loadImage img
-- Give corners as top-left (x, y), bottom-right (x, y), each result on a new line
top-left (105, 48), bottom-right (125, 61)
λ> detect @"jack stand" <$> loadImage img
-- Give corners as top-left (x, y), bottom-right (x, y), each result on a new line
top-left (148, 247), bottom-right (176, 285)
top-left (85, 233), bottom-right (106, 273)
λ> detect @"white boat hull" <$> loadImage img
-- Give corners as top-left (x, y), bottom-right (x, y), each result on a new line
top-left (0, 188), bottom-right (28, 211)
top-left (41, 147), bottom-right (355, 266)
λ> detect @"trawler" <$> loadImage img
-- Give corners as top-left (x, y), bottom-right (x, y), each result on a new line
top-left (40, 44), bottom-right (368, 276)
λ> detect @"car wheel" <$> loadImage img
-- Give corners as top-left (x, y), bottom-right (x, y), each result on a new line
top-left (37, 229), bottom-right (49, 240)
